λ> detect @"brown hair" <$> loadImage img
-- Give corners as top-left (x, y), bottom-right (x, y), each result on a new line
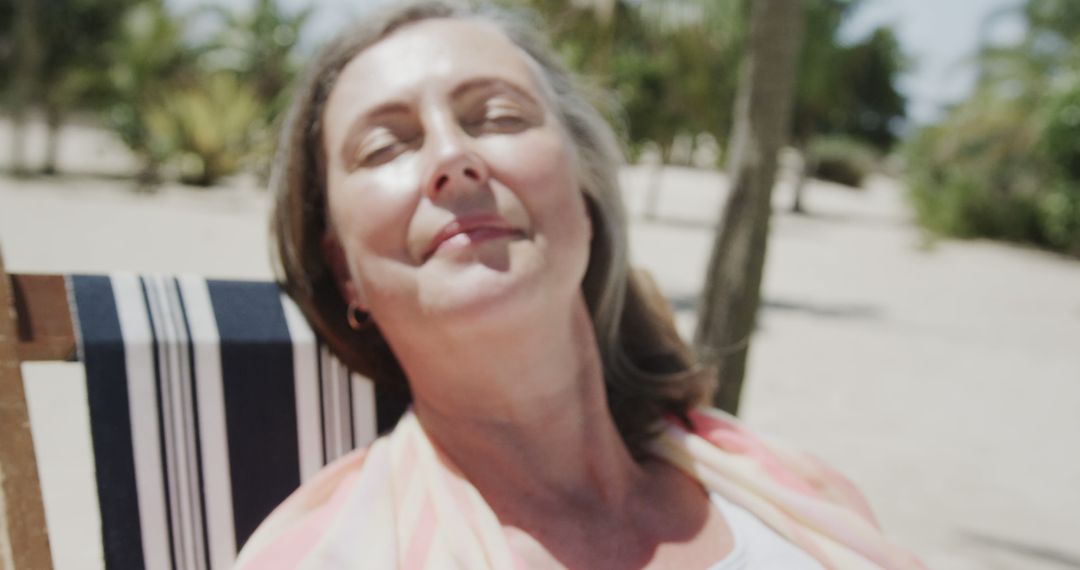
top-left (271, 0), bottom-right (709, 457)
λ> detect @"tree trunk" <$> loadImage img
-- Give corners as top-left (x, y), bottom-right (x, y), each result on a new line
top-left (42, 103), bottom-right (62, 175)
top-left (643, 144), bottom-right (668, 220)
top-left (9, 0), bottom-right (40, 176)
top-left (791, 142), bottom-right (814, 214)
top-left (694, 0), bottom-right (804, 415)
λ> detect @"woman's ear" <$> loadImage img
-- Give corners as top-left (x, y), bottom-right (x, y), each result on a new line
top-left (321, 234), bottom-right (368, 310)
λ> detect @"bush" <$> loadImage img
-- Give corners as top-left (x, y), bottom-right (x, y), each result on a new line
top-left (1037, 181), bottom-right (1080, 253)
top-left (142, 72), bottom-right (266, 186)
top-left (1041, 80), bottom-right (1080, 181)
top-left (904, 93), bottom-right (1080, 256)
top-left (807, 135), bottom-right (878, 188)
top-left (903, 0), bottom-right (1080, 256)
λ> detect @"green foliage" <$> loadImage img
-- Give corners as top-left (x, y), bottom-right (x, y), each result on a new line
top-left (1040, 78), bottom-right (1080, 180)
top-left (0, 0), bottom-right (138, 113)
top-left (512, 0), bottom-right (904, 164)
top-left (36, 0), bottom-right (141, 110)
top-left (197, 0), bottom-right (310, 181)
top-left (628, 0), bottom-right (745, 159)
top-left (832, 27), bottom-right (907, 150)
top-left (905, 0), bottom-right (1080, 256)
top-left (1037, 180), bottom-right (1080, 252)
top-left (105, 1), bottom-right (197, 171)
top-left (200, 0), bottom-right (310, 120)
top-left (1, 0), bottom-right (143, 173)
top-left (0, 0), bottom-right (306, 185)
top-left (143, 72), bottom-right (265, 186)
top-left (906, 122), bottom-right (1047, 243)
top-left (808, 135), bottom-right (878, 188)
top-left (98, 0), bottom-right (307, 186)
top-left (905, 99), bottom-right (1080, 252)
top-left (506, 0), bottom-right (746, 161)
top-left (0, 0), bottom-right (15, 93)
top-left (12, 0), bottom-right (903, 186)
top-left (793, 0), bottom-right (907, 152)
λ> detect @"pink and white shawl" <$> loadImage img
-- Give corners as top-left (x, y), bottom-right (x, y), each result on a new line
top-left (234, 408), bottom-right (924, 569)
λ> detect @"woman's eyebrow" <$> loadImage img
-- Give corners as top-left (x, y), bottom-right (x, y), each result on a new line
top-left (451, 77), bottom-right (541, 107)
top-left (338, 102), bottom-right (412, 166)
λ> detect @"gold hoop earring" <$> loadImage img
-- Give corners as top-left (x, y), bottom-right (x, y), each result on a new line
top-left (346, 302), bottom-right (371, 331)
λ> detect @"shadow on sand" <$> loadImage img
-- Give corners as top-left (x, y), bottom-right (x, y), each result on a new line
top-left (667, 292), bottom-right (882, 322)
top-left (960, 531), bottom-right (1080, 569)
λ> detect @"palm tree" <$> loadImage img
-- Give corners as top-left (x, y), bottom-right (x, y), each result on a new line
top-left (10, 0), bottom-right (140, 175)
top-left (105, 0), bottom-right (197, 183)
top-left (202, 0), bottom-right (311, 113)
top-left (694, 0), bottom-right (804, 414)
top-left (789, 0), bottom-right (906, 212)
top-left (7, 0), bottom-right (39, 176)
top-left (142, 72), bottom-right (265, 186)
top-left (633, 0), bottom-right (747, 217)
top-left (200, 0), bottom-right (311, 181)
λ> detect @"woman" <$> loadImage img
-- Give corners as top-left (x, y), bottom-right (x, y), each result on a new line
top-left (237, 1), bottom-right (922, 568)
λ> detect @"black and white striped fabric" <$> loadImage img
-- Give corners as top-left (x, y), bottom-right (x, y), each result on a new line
top-left (69, 273), bottom-right (408, 570)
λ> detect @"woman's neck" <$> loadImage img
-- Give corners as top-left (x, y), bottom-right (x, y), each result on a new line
top-left (388, 294), bottom-right (644, 516)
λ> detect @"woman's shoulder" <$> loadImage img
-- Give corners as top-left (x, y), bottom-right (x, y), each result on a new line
top-left (684, 407), bottom-right (879, 526)
top-left (665, 408), bottom-right (928, 569)
top-left (233, 440), bottom-right (386, 569)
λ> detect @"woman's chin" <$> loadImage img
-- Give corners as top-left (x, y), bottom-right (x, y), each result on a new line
top-left (415, 250), bottom-right (553, 324)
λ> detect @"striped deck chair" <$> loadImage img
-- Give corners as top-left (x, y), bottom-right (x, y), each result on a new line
top-left (1, 258), bottom-right (409, 569)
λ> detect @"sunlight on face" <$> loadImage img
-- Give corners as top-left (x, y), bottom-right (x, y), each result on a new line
top-left (321, 18), bottom-right (592, 332)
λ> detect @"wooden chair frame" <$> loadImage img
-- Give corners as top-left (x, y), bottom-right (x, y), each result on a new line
top-left (1, 249), bottom-right (72, 570)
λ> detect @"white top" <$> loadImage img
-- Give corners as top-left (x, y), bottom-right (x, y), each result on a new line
top-left (706, 492), bottom-right (825, 570)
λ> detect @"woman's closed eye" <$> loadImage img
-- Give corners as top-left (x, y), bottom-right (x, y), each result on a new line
top-left (355, 127), bottom-right (419, 167)
top-left (465, 98), bottom-right (534, 135)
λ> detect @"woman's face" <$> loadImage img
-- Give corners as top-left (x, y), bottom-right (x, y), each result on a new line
top-left (321, 18), bottom-right (592, 330)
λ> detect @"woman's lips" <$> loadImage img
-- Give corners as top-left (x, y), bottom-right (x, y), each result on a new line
top-left (423, 215), bottom-right (524, 260)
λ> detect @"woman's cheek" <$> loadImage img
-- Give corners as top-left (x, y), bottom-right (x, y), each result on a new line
top-left (336, 165), bottom-right (422, 256)
top-left (486, 129), bottom-right (578, 201)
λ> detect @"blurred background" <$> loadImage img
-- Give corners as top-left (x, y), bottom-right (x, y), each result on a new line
top-left (1, 0), bottom-right (1078, 569)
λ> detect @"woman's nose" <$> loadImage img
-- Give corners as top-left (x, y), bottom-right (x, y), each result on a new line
top-left (423, 118), bottom-right (489, 200)
top-left (430, 154), bottom-right (487, 197)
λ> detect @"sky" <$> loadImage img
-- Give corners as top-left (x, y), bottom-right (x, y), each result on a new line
top-left (840, 0), bottom-right (1026, 124)
top-left (168, 0), bottom-right (1029, 126)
